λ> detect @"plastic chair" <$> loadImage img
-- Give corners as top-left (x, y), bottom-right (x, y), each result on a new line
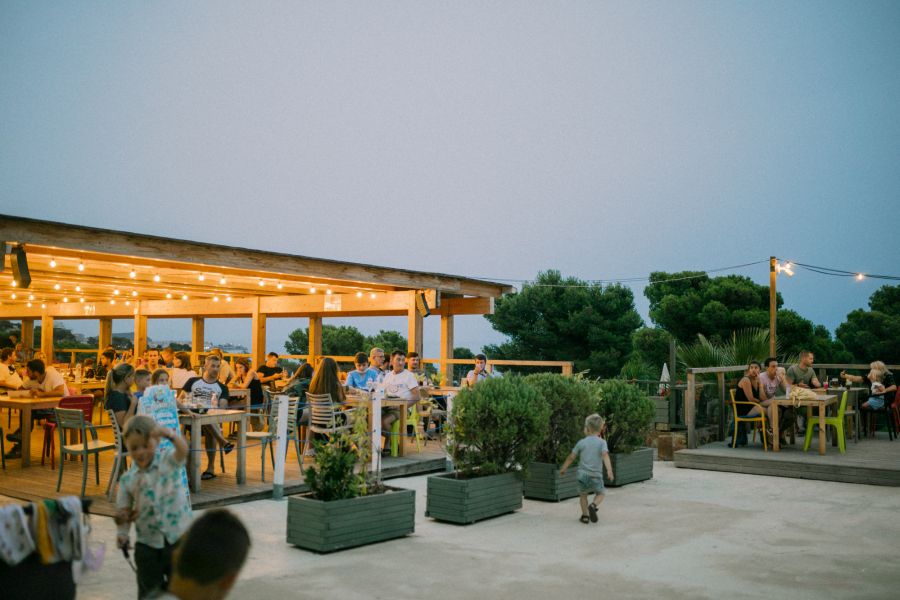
top-left (728, 389), bottom-right (768, 451)
top-left (42, 395), bottom-right (94, 469)
top-left (104, 408), bottom-right (130, 500)
top-left (389, 401), bottom-right (425, 456)
top-left (54, 408), bottom-right (116, 497)
top-left (803, 390), bottom-right (848, 453)
top-left (247, 395), bottom-right (301, 482)
top-left (303, 392), bottom-right (355, 457)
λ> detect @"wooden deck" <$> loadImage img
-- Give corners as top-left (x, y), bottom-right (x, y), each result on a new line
top-left (0, 418), bottom-right (447, 517)
top-left (674, 432), bottom-right (900, 486)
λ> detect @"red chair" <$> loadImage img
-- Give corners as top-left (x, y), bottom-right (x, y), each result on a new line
top-left (42, 395), bottom-right (94, 469)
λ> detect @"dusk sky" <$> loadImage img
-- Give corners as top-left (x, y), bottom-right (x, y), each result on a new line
top-left (2, 2), bottom-right (899, 356)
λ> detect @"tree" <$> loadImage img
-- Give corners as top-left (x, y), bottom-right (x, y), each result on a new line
top-left (484, 270), bottom-right (643, 378)
top-left (645, 272), bottom-right (779, 344)
top-left (836, 284), bottom-right (900, 364)
top-left (619, 327), bottom-right (672, 380)
top-left (284, 325), bottom-right (367, 356)
top-left (775, 309), bottom-right (851, 363)
top-left (365, 330), bottom-right (408, 355)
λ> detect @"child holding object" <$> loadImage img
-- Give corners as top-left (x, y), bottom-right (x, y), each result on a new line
top-left (116, 416), bottom-right (192, 599)
top-left (559, 414), bottom-right (614, 524)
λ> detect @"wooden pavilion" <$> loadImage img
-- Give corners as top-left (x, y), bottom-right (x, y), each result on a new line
top-left (0, 215), bottom-right (513, 381)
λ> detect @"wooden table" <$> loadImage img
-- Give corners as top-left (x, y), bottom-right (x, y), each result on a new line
top-left (66, 380), bottom-right (106, 394)
top-left (179, 409), bottom-right (247, 492)
top-left (226, 387), bottom-right (251, 410)
top-left (346, 393), bottom-right (411, 457)
top-left (771, 393), bottom-right (837, 454)
top-left (0, 395), bottom-right (64, 467)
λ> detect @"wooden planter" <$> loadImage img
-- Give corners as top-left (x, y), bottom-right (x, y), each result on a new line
top-left (426, 471), bottom-right (523, 524)
top-left (605, 447), bottom-right (654, 487)
top-left (523, 461), bottom-right (579, 502)
top-left (286, 486), bottom-right (415, 553)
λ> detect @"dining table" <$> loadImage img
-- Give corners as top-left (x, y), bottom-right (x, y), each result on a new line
top-left (178, 409), bottom-right (248, 492)
top-left (770, 392), bottom-right (837, 454)
top-left (65, 379), bottom-right (106, 394)
top-left (345, 392), bottom-right (413, 457)
top-left (0, 394), bottom-right (64, 467)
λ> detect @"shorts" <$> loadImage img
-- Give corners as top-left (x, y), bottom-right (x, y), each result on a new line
top-left (577, 471), bottom-right (605, 494)
top-left (866, 396), bottom-right (885, 410)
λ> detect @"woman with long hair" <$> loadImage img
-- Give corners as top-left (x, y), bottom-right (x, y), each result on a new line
top-left (308, 357), bottom-right (346, 403)
top-left (170, 352), bottom-right (194, 391)
top-left (105, 362), bottom-right (137, 431)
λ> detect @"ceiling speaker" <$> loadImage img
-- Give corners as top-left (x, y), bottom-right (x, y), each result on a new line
top-left (11, 244), bottom-right (31, 288)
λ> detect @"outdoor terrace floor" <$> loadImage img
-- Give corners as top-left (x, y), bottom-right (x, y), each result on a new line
top-left (674, 431), bottom-right (900, 486)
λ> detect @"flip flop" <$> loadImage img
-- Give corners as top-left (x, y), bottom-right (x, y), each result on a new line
top-left (579, 515), bottom-right (590, 524)
top-left (201, 471), bottom-right (216, 480)
top-left (223, 443), bottom-right (235, 455)
top-left (588, 503), bottom-right (598, 523)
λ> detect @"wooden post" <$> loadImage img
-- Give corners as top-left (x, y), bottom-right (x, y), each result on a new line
top-left (717, 372), bottom-right (726, 442)
top-left (40, 314), bottom-right (54, 362)
top-left (191, 317), bottom-right (205, 367)
top-left (98, 318), bottom-right (112, 355)
top-left (561, 362), bottom-right (573, 375)
top-left (439, 313), bottom-right (454, 385)
top-left (407, 293), bottom-right (423, 356)
top-left (685, 370), bottom-right (696, 449)
top-left (21, 318), bottom-right (34, 355)
top-left (134, 309), bottom-right (148, 360)
top-left (769, 256), bottom-right (777, 357)
top-left (308, 316), bottom-right (322, 363)
top-left (251, 299), bottom-right (266, 368)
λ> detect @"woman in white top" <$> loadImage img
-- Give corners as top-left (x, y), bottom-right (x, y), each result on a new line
top-left (169, 352), bottom-right (195, 391)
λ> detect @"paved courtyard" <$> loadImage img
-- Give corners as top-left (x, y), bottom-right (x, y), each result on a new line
top-left (63, 461), bottom-right (900, 599)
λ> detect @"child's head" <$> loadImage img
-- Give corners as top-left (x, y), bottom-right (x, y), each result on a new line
top-left (124, 415), bottom-right (158, 469)
top-left (354, 352), bottom-right (369, 373)
top-left (134, 369), bottom-right (151, 391)
top-left (584, 413), bottom-right (605, 435)
top-left (151, 368), bottom-right (169, 386)
top-left (83, 357), bottom-right (95, 368)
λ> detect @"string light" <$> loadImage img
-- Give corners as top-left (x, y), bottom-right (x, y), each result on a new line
top-left (131, 290), bottom-right (138, 297)
top-left (26, 302), bottom-right (32, 308)
top-left (63, 297), bottom-right (68, 303)
top-left (79, 297), bottom-right (85, 303)
top-left (182, 294), bottom-right (188, 300)
top-left (125, 301), bottom-right (131, 306)
top-left (856, 273), bottom-right (864, 281)
top-left (310, 287), bottom-right (316, 294)
top-left (78, 262), bottom-right (85, 271)
top-left (213, 296), bottom-right (219, 302)
top-left (129, 269), bottom-right (136, 278)
top-left (49, 258), bottom-right (56, 268)
top-left (75, 285), bottom-right (81, 292)
top-left (219, 277), bottom-right (226, 285)
top-left (258, 279), bottom-right (265, 287)
top-left (153, 274), bottom-right (161, 283)
top-left (41, 303), bottom-right (46, 309)
top-left (277, 283), bottom-right (283, 290)
top-left (10, 293), bottom-right (16, 299)
top-left (113, 289), bottom-right (120, 296)
top-left (326, 289), bottom-right (332, 295)
top-left (356, 291), bottom-right (363, 298)
top-left (198, 274), bottom-right (205, 281)
top-left (370, 293), bottom-right (376, 299)
top-left (28, 294), bottom-right (34, 301)
top-left (110, 299), bottom-right (115, 305)
top-left (226, 295), bottom-right (232, 302)
top-left (166, 293), bottom-right (173, 299)
top-left (11, 281), bottom-right (16, 288)
top-left (53, 283), bottom-right (61, 290)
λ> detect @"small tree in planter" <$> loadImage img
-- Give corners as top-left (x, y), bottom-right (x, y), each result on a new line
top-left (286, 405), bottom-right (415, 552)
top-left (426, 376), bottom-right (550, 524)
top-left (522, 373), bottom-right (595, 501)
top-left (592, 379), bottom-right (655, 486)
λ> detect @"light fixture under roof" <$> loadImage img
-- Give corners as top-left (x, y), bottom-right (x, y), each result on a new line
top-left (326, 289), bottom-right (332, 295)
top-left (370, 293), bottom-right (376, 299)
top-left (182, 294), bottom-right (188, 300)
top-left (213, 296), bottom-right (219, 302)
top-left (63, 297), bottom-right (68, 303)
top-left (226, 295), bottom-right (232, 302)
top-left (75, 285), bottom-right (81, 292)
top-left (79, 297), bottom-right (85, 303)
top-left (166, 293), bottom-right (173, 299)
top-left (41, 303), bottom-right (46, 309)
top-left (110, 299), bottom-right (116, 305)
top-left (129, 269), bottom-right (136, 279)
top-left (125, 300), bottom-right (130, 306)
top-left (310, 287), bottom-right (317, 294)
top-left (258, 279), bottom-right (265, 287)
top-left (219, 277), bottom-right (226, 285)
top-left (78, 262), bottom-right (85, 271)
top-left (49, 258), bottom-right (57, 268)
top-left (28, 294), bottom-right (34, 301)
top-left (10, 293), bottom-right (16, 300)
top-left (198, 274), bottom-right (205, 281)
top-left (26, 302), bottom-right (32, 308)
top-left (113, 289), bottom-right (120, 296)
top-left (153, 274), bottom-right (161, 283)
top-left (53, 283), bottom-right (61, 290)
top-left (277, 283), bottom-right (283, 290)
top-left (131, 290), bottom-right (138, 297)
top-left (11, 281), bottom-right (16, 288)
top-left (356, 291), bottom-right (363, 298)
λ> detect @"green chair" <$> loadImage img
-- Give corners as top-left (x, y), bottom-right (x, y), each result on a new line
top-left (803, 390), bottom-right (848, 454)
top-left (390, 402), bottom-right (425, 457)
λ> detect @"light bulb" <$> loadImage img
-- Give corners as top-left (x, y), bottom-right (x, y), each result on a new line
top-left (28, 294), bottom-right (34, 300)
top-left (219, 277), bottom-right (226, 285)
top-left (10, 293), bottom-right (15, 300)
top-left (53, 283), bottom-right (60, 290)
top-left (356, 291), bottom-right (363, 298)
top-left (166, 293), bottom-right (172, 299)
top-left (129, 269), bottom-right (136, 278)
top-left (226, 295), bottom-right (232, 302)
top-left (258, 280), bottom-right (265, 287)
top-left (153, 274), bottom-right (161, 283)
top-left (213, 296), bottom-right (219, 302)
top-left (26, 302), bottom-right (32, 308)
top-left (277, 283), bottom-right (283, 290)
top-left (78, 262), bottom-right (85, 271)
top-left (131, 290), bottom-right (138, 297)
top-left (125, 301), bottom-right (130, 306)
top-left (182, 294), bottom-right (188, 300)
top-left (198, 274), bottom-right (205, 281)
top-left (49, 258), bottom-right (57, 268)
top-left (310, 287), bottom-right (317, 294)
top-left (41, 303), bottom-right (46, 309)
top-left (370, 293), bottom-right (376, 299)
top-left (79, 297), bottom-right (85, 303)
top-left (75, 285), bottom-right (81, 292)
top-left (110, 299), bottom-right (116, 305)
top-left (113, 289), bottom-right (120, 295)
top-left (63, 297), bottom-right (68, 303)
top-left (856, 273), bottom-right (864, 281)
top-left (326, 289), bottom-right (332, 295)
top-left (11, 281), bottom-right (16, 288)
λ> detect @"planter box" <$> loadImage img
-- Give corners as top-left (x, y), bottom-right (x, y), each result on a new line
top-left (426, 471), bottom-right (522, 524)
top-left (286, 486), bottom-right (415, 553)
top-left (605, 447), bottom-right (654, 487)
top-left (523, 461), bottom-right (579, 502)
top-left (651, 395), bottom-right (669, 424)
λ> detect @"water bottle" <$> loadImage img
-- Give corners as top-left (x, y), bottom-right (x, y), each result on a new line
top-left (210, 391), bottom-right (218, 410)
top-left (75, 363), bottom-right (83, 382)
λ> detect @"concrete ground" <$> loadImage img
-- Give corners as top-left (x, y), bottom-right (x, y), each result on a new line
top-left (23, 462), bottom-right (900, 599)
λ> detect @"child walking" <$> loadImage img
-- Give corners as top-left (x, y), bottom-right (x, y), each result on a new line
top-left (560, 414), bottom-right (614, 524)
top-left (115, 415), bottom-right (193, 598)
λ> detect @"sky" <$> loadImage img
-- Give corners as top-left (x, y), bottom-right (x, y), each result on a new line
top-left (2, 1), bottom-right (899, 355)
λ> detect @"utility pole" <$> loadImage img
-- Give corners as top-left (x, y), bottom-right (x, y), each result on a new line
top-left (769, 256), bottom-right (777, 357)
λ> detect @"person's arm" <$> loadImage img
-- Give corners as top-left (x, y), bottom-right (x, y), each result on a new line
top-left (258, 368), bottom-right (279, 384)
top-left (114, 479), bottom-right (135, 550)
top-left (232, 372), bottom-right (251, 390)
top-left (738, 377), bottom-right (757, 403)
top-left (32, 383), bottom-right (66, 397)
top-left (603, 451), bottom-right (614, 481)
top-left (810, 373), bottom-right (821, 389)
top-left (153, 424), bottom-right (189, 463)
top-left (559, 451), bottom-right (577, 475)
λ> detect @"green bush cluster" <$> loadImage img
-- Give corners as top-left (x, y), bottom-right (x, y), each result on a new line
top-left (523, 373), bottom-right (595, 465)
top-left (304, 404), bottom-right (372, 501)
top-left (593, 379), bottom-right (655, 453)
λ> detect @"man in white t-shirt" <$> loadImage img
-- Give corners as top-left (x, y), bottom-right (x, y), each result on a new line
top-left (0, 347), bottom-right (23, 390)
top-left (6, 359), bottom-right (68, 458)
top-left (380, 349), bottom-right (420, 441)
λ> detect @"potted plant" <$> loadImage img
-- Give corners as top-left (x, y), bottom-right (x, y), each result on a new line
top-left (426, 376), bottom-right (549, 524)
top-left (521, 373), bottom-right (595, 501)
top-left (592, 379), bottom-right (655, 486)
top-left (286, 406), bottom-right (415, 552)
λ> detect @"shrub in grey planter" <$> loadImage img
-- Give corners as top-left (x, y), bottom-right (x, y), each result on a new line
top-left (605, 447), bottom-right (654, 487)
top-left (592, 379), bottom-right (655, 486)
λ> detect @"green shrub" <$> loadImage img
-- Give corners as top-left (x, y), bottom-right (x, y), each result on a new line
top-left (591, 379), bottom-right (654, 454)
top-left (523, 373), bottom-right (595, 465)
top-left (303, 404), bottom-right (372, 501)
top-left (448, 376), bottom-right (550, 477)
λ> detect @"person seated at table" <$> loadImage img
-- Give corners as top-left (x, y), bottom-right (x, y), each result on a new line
top-left (368, 347), bottom-right (387, 382)
top-left (170, 352), bottom-right (195, 391)
top-left (209, 348), bottom-right (233, 386)
top-left (161, 347), bottom-right (175, 369)
top-left (345, 352), bottom-right (378, 390)
top-left (843, 361), bottom-right (896, 411)
top-left (758, 357), bottom-right (792, 444)
top-left (256, 352), bottom-right (284, 389)
top-left (730, 361), bottom-right (767, 447)
top-left (407, 352), bottom-right (432, 386)
top-left (231, 358), bottom-right (265, 431)
top-left (464, 354), bottom-right (496, 387)
top-left (284, 362), bottom-right (314, 397)
top-left (785, 350), bottom-right (821, 389)
top-left (133, 368), bottom-right (152, 400)
top-left (145, 347), bottom-right (166, 372)
top-left (380, 350), bottom-right (420, 449)
top-left (105, 363), bottom-right (138, 432)
top-left (82, 357), bottom-right (96, 380)
top-left (0, 347), bottom-right (23, 390)
top-left (96, 349), bottom-right (116, 380)
top-left (181, 355), bottom-right (233, 481)
top-left (307, 356), bottom-right (347, 415)
top-left (4, 358), bottom-right (68, 458)
top-left (151, 368), bottom-right (171, 387)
